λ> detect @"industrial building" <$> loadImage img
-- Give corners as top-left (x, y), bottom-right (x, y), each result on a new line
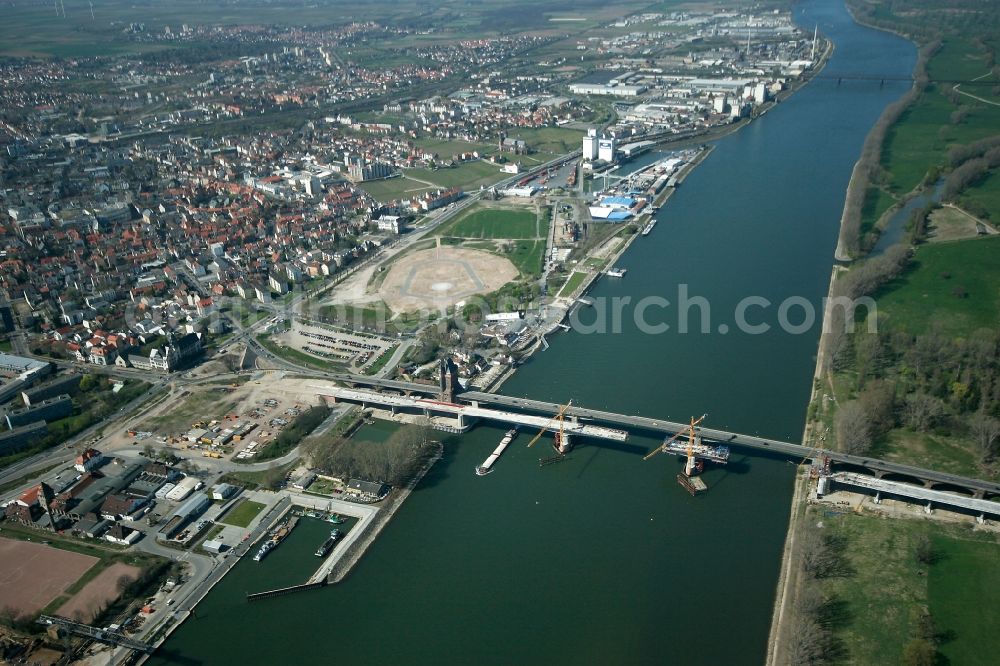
top-left (597, 137), bottom-right (617, 163)
top-left (569, 83), bottom-right (647, 97)
top-left (165, 475), bottom-right (202, 501)
top-left (21, 374), bottom-right (81, 407)
top-left (211, 483), bottom-right (238, 500)
top-left (157, 493), bottom-right (211, 541)
top-left (5, 394), bottom-right (72, 430)
top-left (0, 421), bottom-right (48, 455)
top-left (582, 128), bottom-right (598, 161)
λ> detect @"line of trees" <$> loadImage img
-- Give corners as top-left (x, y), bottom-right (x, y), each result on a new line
top-left (782, 524), bottom-right (851, 665)
top-left (835, 41), bottom-right (938, 259)
top-left (823, 245), bottom-right (912, 374)
top-left (256, 404), bottom-right (331, 461)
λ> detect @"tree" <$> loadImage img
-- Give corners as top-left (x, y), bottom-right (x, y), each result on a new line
top-left (901, 638), bottom-right (936, 666)
top-left (835, 400), bottom-right (873, 455)
top-left (116, 574), bottom-right (133, 594)
top-left (859, 380), bottom-right (896, 437)
top-left (969, 411), bottom-right (1000, 463)
top-left (799, 526), bottom-right (839, 579)
top-left (141, 443), bottom-right (155, 459)
top-left (902, 393), bottom-right (948, 432)
top-left (914, 534), bottom-right (936, 565)
top-left (79, 373), bottom-right (98, 392)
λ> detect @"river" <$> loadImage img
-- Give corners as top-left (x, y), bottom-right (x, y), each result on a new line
top-left (150, 2), bottom-right (915, 664)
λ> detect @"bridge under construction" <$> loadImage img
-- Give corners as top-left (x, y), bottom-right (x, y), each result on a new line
top-left (322, 373), bottom-right (1000, 518)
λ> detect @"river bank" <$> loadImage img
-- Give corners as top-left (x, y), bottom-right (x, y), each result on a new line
top-left (766, 2), bottom-right (923, 658)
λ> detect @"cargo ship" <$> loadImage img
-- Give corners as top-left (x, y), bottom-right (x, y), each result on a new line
top-left (475, 428), bottom-right (518, 476)
top-left (641, 220), bottom-right (656, 236)
top-left (253, 515), bottom-right (299, 562)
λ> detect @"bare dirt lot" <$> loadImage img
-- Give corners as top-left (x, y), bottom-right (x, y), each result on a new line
top-left (379, 245), bottom-right (517, 312)
top-left (0, 537), bottom-right (97, 616)
top-left (56, 562), bottom-right (140, 622)
top-left (106, 376), bottom-right (328, 462)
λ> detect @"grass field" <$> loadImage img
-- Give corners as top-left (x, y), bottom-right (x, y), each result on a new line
top-left (512, 127), bottom-right (585, 155)
top-left (407, 162), bottom-right (508, 191)
top-left (141, 389), bottom-right (239, 434)
top-left (859, 187), bottom-right (899, 236)
top-left (878, 429), bottom-right (990, 481)
top-left (436, 207), bottom-right (540, 239)
top-left (875, 235), bottom-right (1000, 336)
top-left (256, 334), bottom-right (345, 371)
top-left (220, 500), bottom-right (266, 528)
top-left (959, 168), bottom-right (1000, 221)
top-left (358, 176), bottom-right (436, 202)
top-left (814, 508), bottom-right (1000, 665)
top-left (0, 0), bottom-right (431, 57)
top-left (411, 138), bottom-right (495, 160)
top-left (558, 271), bottom-right (587, 297)
top-left (928, 535), bottom-right (1000, 665)
top-left (879, 38), bottom-right (1000, 196)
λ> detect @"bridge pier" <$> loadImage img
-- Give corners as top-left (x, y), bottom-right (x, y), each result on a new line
top-left (978, 513), bottom-right (986, 525)
top-left (873, 492), bottom-right (881, 504)
top-left (924, 501), bottom-right (933, 515)
top-left (974, 490), bottom-right (985, 499)
top-left (923, 480), bottom-right (934, 489)
top-left (557, 432), bottom-right (572, 454)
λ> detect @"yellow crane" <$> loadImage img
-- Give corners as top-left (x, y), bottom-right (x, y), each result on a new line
top-left (526, 400), bottom-right (573, 452)
top-left (643, 414), bottom-right (707, 476)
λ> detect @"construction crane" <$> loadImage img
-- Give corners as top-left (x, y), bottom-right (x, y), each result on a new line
top-left (643, 414), bottom-right (708, 476)
top-left (526, 400), bottom-right (573, 454)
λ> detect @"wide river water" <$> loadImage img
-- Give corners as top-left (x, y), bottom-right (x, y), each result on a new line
top-left (152, 1), bottom-right (915, 663)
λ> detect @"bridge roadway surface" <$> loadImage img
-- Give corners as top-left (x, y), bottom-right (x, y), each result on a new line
top-left (317, 386), bottom-right (628, 441)
top-left (327, 374), bottom-right (1000, 497)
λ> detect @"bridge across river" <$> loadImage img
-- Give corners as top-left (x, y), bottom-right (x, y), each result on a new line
top-left (327, 374), bottom-right (1000, 501)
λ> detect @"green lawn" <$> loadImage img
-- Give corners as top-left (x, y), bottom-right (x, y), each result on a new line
top-left (880, 38), bottom-right (1000, 195)
top-left (504, 240), bottom-right (546, 277)
top-left (358, 176), bottom-right (436, 202)
top-left (512, 127), bottom-right (584, 155)
top-left (362, 344), bottom-right (399, 375)
top-left (879, 429), bottom-right (990, 481)
top-left (558, 271), bottom-right (587, 297)
top-left (818, 511), bottom-right (931, 665)
top-left (959, 167), bottom-right (1000, 221)
top-left (815, 509), bottom-right (1000, 665)
top-left (407, 161), bottom-right (508, 190)
top-left (859, 186), bottom-right (899, 236)
top-left (411, 138), bottom-right (495, 160)
top-left (929, 536), bottom-right (1000, 665)
top-left (255, 334), bottom-right (344, 371)
top-left (875, 235), bottom-right (1000, 336)
top-left (436, 207), bottom-right (540, 239)
top-left (219, 500), bottom-right (266, 528)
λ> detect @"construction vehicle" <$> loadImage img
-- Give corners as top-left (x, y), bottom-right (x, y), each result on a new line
top-left (526, 400), bottom-right (573, 455)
